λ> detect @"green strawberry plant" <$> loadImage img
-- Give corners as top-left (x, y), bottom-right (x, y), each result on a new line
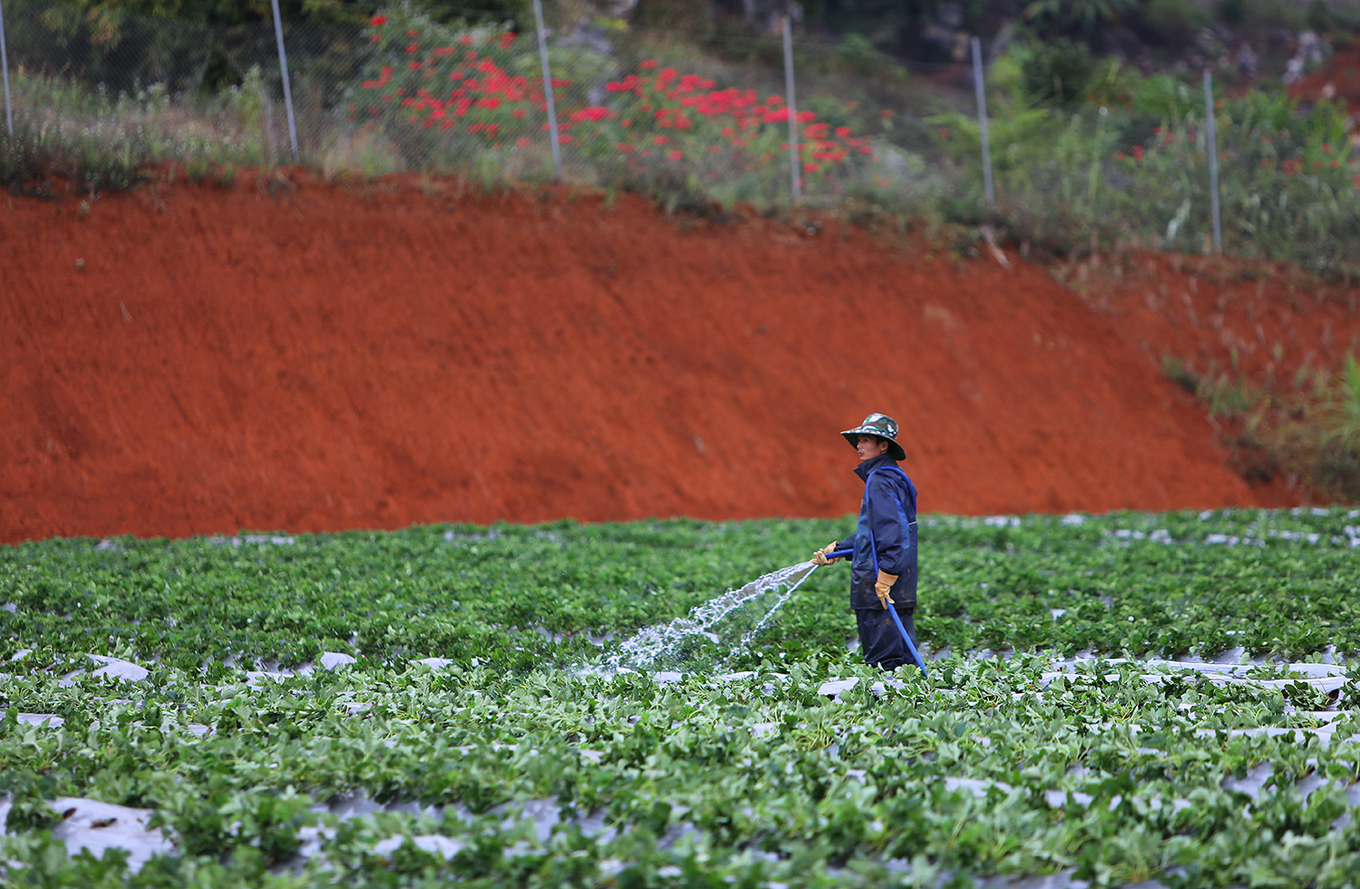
top-left (2, 508), bottom-right (1359, 885)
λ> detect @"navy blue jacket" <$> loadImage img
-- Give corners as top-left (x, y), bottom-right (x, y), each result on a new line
top-left (835, 454), bottom-right (918, 611)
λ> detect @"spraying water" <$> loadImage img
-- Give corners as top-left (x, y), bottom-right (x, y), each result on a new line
top-left (599, 560), bottom-right (821, 673)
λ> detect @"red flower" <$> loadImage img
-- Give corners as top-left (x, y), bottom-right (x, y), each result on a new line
top-left (370, 15), bottom-right (388, 26)
top-left (640, 59), bottom-right (659, 69)
top-left (669, 149), bottom-right (683, 160)
top-left (571, 106), bottom-right (614, 123)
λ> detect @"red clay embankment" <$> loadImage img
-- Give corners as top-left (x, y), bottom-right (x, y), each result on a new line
top-left (4, 172), bottom-right (1356, 543)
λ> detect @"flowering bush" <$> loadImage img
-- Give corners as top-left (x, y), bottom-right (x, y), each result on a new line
top-left (348, 7), bottom-right (876, 203)
top-left (587, 64), bottom-right (873, 181)
top-left (1110, 110), bottom-right (1360, 269)
top-left (926, 76), bottom-right (1360, 272)
top-left (349, 12), bottom-right (540, 165)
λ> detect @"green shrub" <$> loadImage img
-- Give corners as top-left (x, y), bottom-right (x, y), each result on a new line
top-left (1023, 0), bottom-right (1143, 38)
top-left (1016, 38), bottom-right (1099, 105)
top-left (1167, 351), bottom-right (1360, 499)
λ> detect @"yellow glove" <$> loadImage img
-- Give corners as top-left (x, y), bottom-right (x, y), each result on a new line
top-left (874, 570), bottom-right (898, 609)
top-left (811, 542), bottom-right (840, 566)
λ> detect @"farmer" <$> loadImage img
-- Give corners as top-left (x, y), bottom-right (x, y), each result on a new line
top-left (811, 413), bottom-right (923, 672)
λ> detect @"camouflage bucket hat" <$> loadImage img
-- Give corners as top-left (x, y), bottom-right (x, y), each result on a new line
top-left (841, 412), bottom-right (906, 461)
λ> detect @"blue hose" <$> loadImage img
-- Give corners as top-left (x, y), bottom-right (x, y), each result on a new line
top-left (823, 549), bottom-right (928, 677)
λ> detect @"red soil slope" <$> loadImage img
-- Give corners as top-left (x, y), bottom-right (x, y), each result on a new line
top-left (3, 172), bottom-right (1358, 543)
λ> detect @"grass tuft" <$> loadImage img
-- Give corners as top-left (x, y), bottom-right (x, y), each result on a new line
top-left (1165, 351), bottom-right (1360, 500)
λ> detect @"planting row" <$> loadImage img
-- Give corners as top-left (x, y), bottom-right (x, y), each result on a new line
top-left (3, 509), bottom-right (1359, 675)
top-left (2, 653), bottom-right (1358, 887)
top-left (3, 509), bottom-right (1360, 885)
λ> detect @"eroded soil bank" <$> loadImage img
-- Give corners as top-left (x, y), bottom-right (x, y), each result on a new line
top-left (4, 172), bottom-right (1358, 542)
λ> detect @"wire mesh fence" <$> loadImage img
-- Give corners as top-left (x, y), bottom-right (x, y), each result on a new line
top-left (2, 0), bottom-right (1357, 274)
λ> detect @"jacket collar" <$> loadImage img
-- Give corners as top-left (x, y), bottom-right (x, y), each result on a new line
top-left (853, 452), bottom-right (898, 481)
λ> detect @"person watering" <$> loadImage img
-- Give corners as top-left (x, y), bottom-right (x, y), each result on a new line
top-left (811, 413), bottom-right (923, 672)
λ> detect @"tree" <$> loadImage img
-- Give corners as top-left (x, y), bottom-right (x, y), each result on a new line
top-left (1022, 0), bottom-right (1143, 40)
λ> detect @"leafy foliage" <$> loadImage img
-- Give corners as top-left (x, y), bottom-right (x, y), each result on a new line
top-left (1023, 0), bottom-right (1143, 38)
top-left (928, 47), bottom-right (1360, 273)
top-left (1167, 352), bottom-right (1360, 502)
top-left (0, 510), bottom-right (1357, 673)
top-left (2, 509), bottom-right (1360, 884)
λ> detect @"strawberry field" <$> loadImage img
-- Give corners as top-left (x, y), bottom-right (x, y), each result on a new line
top-left (3, 508), bottom-right (1360, 887)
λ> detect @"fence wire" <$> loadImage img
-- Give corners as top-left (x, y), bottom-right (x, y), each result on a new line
top-left (1, 0), bottom-right (1357, 275)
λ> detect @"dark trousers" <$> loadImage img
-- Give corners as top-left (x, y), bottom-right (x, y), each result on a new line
top-left (855, 606), bottom-right (918, 672)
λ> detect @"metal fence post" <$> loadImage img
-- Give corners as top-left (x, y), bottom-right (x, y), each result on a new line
top-left (972, 36), bottom-right (994, 211)
top-left (269, 0), bottom-right (300, 162)
top-left (0, 0), bottom-right (13, 138)
top-left (533, 0), bottom-right (562, 180)
top-left (1203, 69), bottom-right (1222, 254)
top-left (782, 14), bottom-right (800, 205)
